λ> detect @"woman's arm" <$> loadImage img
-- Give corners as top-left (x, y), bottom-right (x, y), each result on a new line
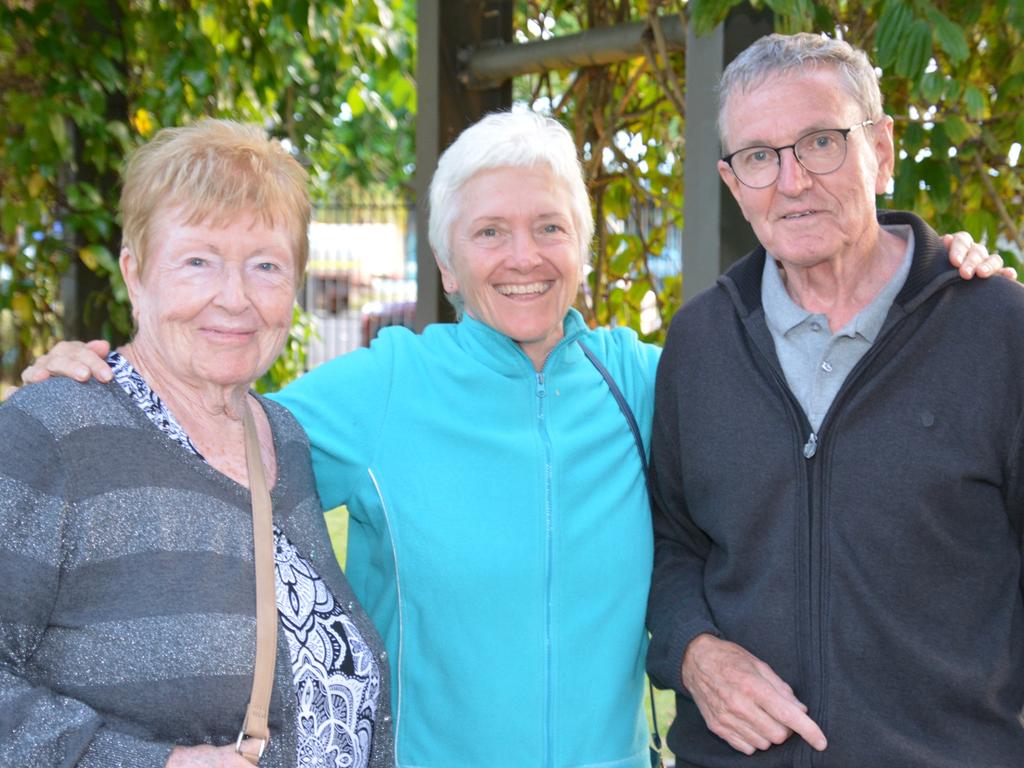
top-left (0, 398), bottom-right (175, 767)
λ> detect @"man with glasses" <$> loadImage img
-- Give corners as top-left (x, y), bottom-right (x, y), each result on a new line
top-left (647, 32), bottom-right (1024, 767)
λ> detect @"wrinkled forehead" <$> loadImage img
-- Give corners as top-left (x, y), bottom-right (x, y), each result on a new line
top-left (721, 67), bottom-right (861, 148)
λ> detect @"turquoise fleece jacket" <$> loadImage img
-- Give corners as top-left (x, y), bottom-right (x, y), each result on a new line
top-left (273, 309), bottom-right (660, 768)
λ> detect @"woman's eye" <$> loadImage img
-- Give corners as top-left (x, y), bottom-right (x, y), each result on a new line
top-left (256, 262), bottom-right (279, 272)
top-left (479, 227), bottom-right (498, 237)
top-left (542, 223), bottom-right (565, 234)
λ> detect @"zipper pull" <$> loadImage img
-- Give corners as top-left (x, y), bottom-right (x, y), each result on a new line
top-left (803, 432), bottom-right (818, 459)
top-left (536, 372), bottom-right (546, 398)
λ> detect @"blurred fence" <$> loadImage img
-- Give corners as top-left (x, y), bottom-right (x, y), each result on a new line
top-left (301, 194), bottom-right (417, 369)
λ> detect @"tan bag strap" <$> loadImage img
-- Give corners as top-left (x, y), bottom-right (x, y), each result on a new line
top-left (236, 401), bottom-right (277, 766)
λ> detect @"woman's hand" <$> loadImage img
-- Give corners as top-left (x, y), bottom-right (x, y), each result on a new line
top-left (944, 232), bottom-right (1017, 280)
top-left (165, 741), bottom-right (264, 767)
top-left (20, 339), bottom-right (112, 384)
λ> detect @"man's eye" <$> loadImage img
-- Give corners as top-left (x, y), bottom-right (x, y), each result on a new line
top-left (479, 227), bottom-right (498, 237)
top-left (747, 149), bottom-right (772, 165)
top-left (256, 262), bottom-right (278, 272)
top-left (187, 257), bottom-right (206, 267)
top-left (542, 223), bottom-right (565, 234)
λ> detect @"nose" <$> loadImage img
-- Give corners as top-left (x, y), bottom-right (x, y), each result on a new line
top-left (775, 147), bottom-right (813, 196)
top-left (506, 229), bottom-right (544, 270)
top-left (212, 265), bottom-right (251, 313)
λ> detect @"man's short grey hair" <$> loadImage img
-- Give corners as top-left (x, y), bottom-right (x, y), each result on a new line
top-left (717, 33), bottom-right (885, 151)
top-left (428, 110), bottom-right (594, 271)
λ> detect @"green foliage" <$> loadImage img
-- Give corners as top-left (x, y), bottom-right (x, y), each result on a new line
top-left (517, 1), bottom-right (687, 343)
top-left (0, 0), bottom-right (415, 383)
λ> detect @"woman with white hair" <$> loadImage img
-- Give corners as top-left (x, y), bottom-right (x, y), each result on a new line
top-left (21, 110), bottom-right (1006, 768)
top-left (277, 110), bottom-right (662, 767)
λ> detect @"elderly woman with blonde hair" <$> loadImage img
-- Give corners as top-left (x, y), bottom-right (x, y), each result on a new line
top-left (0, 121), bottom-right (391, 768)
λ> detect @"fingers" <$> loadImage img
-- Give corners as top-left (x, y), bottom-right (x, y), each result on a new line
top-left (761, 694), bottom-right (828, 751)
top-left (712, 697), bottom-right (795, 754)
top-left (962, 247), bottom-right (1002, 279)
top-left (942, 231), bottom-right (969, 267)
top-left (753, 657), bottom-right (803, 707)
top-left (944, 230), bottom-right (1007, 279)
top-left (683, 635), bottom-right (827, 756)
top-left (20, 340), bottom-right (112, 384)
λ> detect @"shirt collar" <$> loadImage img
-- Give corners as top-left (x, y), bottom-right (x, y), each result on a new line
top-left (455, 307), bottom-right (588, 377)
top-left (761, 224), bottom-right (915, 343)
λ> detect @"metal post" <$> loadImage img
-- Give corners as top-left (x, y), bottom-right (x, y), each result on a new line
top-left (683, 4), bottom-right (771, 303)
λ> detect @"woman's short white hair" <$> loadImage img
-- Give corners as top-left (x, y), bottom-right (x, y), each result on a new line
top-left (428, 110), bottom-right (594, 271)
top-left (717, 33), bottom-right (884, 151)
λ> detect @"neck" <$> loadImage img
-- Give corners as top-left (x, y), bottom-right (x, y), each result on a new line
top-left (777, 225), bottom-right (906, 332)
top-left (120, 340), bottom-right (250, 423)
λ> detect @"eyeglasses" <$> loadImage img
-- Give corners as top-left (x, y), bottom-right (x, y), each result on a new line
top-left (721, 120), bottom-right (875, 189)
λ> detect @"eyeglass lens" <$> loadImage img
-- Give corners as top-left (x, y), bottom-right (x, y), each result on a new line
top-left (731, 129), bottom-right (848, 188)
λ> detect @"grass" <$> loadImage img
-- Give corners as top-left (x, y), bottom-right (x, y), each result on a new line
top-left (324, 504), bottom-right (677, 765)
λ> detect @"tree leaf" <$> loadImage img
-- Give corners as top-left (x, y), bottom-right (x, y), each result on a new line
top-left (925, 6), bottom-right (970, 65)
top-left (48, 113), bottom-right (70, 160)
top-left (920, 158), bottom-right (952, 211)
top-left (963, 84), bottom-right (986, 119)
top-left (876, 0), bottom-right (913, 70)
top-left (892, 158), bottom-right (921, 209)
top-left (895, 20), bottom-right (932, 80)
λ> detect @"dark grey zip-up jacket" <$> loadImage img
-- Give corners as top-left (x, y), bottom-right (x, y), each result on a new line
top-left (647, 211), bottom-right (1024, 768)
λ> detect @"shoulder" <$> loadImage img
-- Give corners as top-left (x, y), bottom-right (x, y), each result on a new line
top-left (280, 325), bottom-right (440, 395)
top-left (582, 324), bottom-right (661, 369)
top-left (2, 378), bottom-right (131, 437)
top-left (257, 394), bottom-right (309, 446)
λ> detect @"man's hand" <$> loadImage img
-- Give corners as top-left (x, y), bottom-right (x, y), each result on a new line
top-left (944, 231), bottom-right (1017, 280)
top-left (21, 339), bottom-right (112, 385)
top-left (681, 633), bottom-right (827, 755)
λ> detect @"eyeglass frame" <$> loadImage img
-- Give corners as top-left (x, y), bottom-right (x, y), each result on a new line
top-left (720, 120), bottom-right (876, 189)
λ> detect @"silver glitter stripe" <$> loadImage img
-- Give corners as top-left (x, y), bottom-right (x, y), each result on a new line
top-left (12, 380), bottom-right (138, 437)
top-left (63, 488), bottom-right (253, 567)
top-left (0, 478), bottom-right (64, 567)
top-left (30, 614), bottom-right (256, 686)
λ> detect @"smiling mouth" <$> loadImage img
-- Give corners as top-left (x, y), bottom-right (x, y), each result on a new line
top-left (781, 210), bottom-right (817, 220)
top-left (495, 281), bottom-right (553, 297)
top-left (202, 328), bottom-right (256, 339)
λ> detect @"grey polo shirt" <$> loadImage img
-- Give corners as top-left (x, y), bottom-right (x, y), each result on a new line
top-left (762, 225), bottom-right (914, 432)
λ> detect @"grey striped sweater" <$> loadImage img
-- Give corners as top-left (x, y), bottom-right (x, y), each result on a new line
top-left (0, 378), bottom-right (393, 767)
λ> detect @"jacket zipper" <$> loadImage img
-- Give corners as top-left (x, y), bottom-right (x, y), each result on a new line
top-left (536, 370), bottom-right (555, 768)
top-left (748, 306), bottom-right (914, 768)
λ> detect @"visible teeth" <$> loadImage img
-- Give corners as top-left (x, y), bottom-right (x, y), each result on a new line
top-left (785, 210), bottom-right (813, 219)
top-left (496, 282), bottom-right (551, 296)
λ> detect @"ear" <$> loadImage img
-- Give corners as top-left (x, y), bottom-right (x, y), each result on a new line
top-left (718, 160), bottom-right (751, 222)
top-left (120, 247), bottom-right (142, 322)
top-left (433, 249), bottom-right (459, 295)
top-left (871, 115), bottom-right (896, 195)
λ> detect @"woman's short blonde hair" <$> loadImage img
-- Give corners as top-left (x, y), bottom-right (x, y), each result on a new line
top-left (120, 119), bottom-right (311, 275)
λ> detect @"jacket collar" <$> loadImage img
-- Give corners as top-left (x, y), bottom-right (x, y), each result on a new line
top-left (719, 210), bottom-right (960, 321)
top-left (453, 307), bottom-right (589, 377)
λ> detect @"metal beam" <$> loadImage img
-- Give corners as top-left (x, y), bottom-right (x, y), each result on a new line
top-left (461, 13), bottom-right (685, 90)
